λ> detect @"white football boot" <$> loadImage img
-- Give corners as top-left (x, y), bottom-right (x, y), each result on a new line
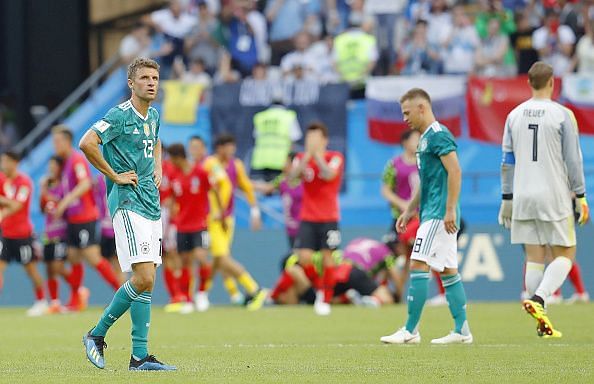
top-left (431, 331), bottom-right (473, 345)
top-left (380, 327), bottom-right (421, 344)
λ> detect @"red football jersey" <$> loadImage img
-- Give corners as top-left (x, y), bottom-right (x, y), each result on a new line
top-left (297, 151), bottom-right (344, 222)
top-left (160, 159), bottom-right (177, 203)
top-left (171, 164), bottom-right (211, 232)
top-left (1, 173), bottom-right (33, 239)
top-left (64, 152), bottom-right (99, 224)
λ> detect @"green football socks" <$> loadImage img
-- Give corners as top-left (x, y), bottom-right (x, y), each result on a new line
top-left (91, 280), bottom-right (139, 337)
top-left (442, 274), bottom-right (470, 336)
top-left (131, 291), bottom-right (152, 360)
top-left (405, 270), bottom-right (430, 334)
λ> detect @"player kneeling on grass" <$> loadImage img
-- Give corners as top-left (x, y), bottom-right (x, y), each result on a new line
top-left (79, 57), bottom-right (175, 371)
top-left (499, 62), bottom-right (588, 338)
top-left (271, 252), bottom-right (393, 306)
top-left (381, 88), bottom-right (472, 345)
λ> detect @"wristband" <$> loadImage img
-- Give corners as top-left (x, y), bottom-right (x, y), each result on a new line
top-left (250, 206), bottom-right (261, 220)
top-left (502, 193), bottom-right (513, 200)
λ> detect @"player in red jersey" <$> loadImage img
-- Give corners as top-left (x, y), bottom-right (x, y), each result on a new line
top-left (168, 143), bottom-right (226, 312)
top-left (52, 125), bottom-right (120, 310)
top-left (0, 151), bottom-right (48, 316)
top-left (160, 149), bottom-right (187, 311)
top-left (290, 122), bottom-right (344, 316)
top-left (188, 135), bottom-right (208, 166)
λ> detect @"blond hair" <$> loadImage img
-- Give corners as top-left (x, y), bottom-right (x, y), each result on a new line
top-left (399, 88), bottom-right (432, 105)
top-left (127, 57), bottom-right (160, 80)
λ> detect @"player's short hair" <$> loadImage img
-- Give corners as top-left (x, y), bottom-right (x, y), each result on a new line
top-left (167, 143), bottom-right (187, 159)
top-left (400, 129), bottom-right (420, 144)
top-left (189, 135), bottom-right (205, 144)
top-left (288, 151), bottom-right (297, 161)
top-left (214, 133), bottom-right (236, 148)
top-left (51, 124), bottom-right (73, 142)
top-left (400, 88), bottom-right (432, 105)
top-left (528, 61), bottom-right (553, 90)
top-left (3, 150), bottom-right (21, 162)
top-left (127, 57), bottom-right (160, 80)
top-left (49, 155), bottom-right (64, 167)
top-left (306, 121), bottom-right (329, 138)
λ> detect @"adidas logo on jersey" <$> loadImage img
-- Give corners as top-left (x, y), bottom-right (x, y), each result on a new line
top-left (133, 127), bottom-right (140, 134)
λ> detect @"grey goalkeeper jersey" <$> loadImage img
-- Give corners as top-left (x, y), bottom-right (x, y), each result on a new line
top-left (502, 98), bottom-right (586, 221)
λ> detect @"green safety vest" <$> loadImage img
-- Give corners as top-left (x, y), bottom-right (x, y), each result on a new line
top-left (251, 108), bottom-right (295, 170)
top-left (334, 31), bottom-right (376, 85)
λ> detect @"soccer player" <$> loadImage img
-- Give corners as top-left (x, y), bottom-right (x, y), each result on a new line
top-left (291, 122), bottom-right (344, 316)
top-left (498, 62), bottom-right (588, 338)
top-left (381, 129), bottom-right (420, 298)
top-left (159, 149), bottom-right (186, 309)
top-left (202, 134), bottom-right (267, 309)
top-left (271, 251), bottom-right (393, 306)
top-left (188, 135), bottom-right (208, 165)
top-left (0, 151), bottom-right (47, 316)
top-left (254, 152), bottom-right (303, 250)
top-left (40, 156), bottom-right (72, 314)
top-left (80, 57), bottom-right (175, 371)
top-left (381, 88), bottom-right (472, 345)
top-left (168, 143), bottom-right (226, 312)
top-left (94, 175), bottom-right (126, 285)
top-left (52, 125), bottom-right (121, 310)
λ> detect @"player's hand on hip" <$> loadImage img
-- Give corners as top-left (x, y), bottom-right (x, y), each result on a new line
top-left (114, 170), bottom-right (138, 187)
top-left (498, 199), bottom-right (512, 229)
top-left (575, 196), bottom-right (590, 226)
top-left (396, 212), bottom-right (411, 234)
top-left (444, 208), bottom-right (458, 234)
top-left (153, 168), bottom-right (162, 189)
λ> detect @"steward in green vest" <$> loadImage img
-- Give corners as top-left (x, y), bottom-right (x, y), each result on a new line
top-left (251, 104), bottom-right (300, 181)
top-left (334, 26), bottom-right (377, 89)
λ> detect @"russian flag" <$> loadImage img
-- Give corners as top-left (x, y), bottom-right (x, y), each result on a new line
top-left (365, 76), bottom-right (465, 144)
top-left (561, 74), bottom-right (594, 135)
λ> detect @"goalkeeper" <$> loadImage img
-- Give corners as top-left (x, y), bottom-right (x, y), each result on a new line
top-left (498, 61), bottom-right (589, 338)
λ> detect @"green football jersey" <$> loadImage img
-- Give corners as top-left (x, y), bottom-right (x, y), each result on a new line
top-left (91, 99), bottom-right (161, 221)
top-left (416, 122), bottom-right (460, 226)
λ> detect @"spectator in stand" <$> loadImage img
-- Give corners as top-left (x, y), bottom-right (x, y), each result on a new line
top-left (249, 62), bottom-right (269, 81)
top-left (174, 58), bottom-right (213, 89)
top-left (213, 51), bottom-right (242, 84)
top-left (185, 0), bottom-right (220, 74)
top-left (475, 18), bottom-right (515, 77)
top-left (144, 0), bottom-right (198, 77)
top-left (510, 10), bottom-right (539, 74)
top-left (119, 23), bottom-right (174, 65)
top-left (426, 0), bottom-right (453, 49)
top-left (333, 13), bottom-right (378, 98)
top-left (226, 1), bottom-right (260, 77)
top-left (532, 8), bottom-right (576, 76)
top-left (308, 35), bottom-right (340, 84)
top-left (399, 20), bottom-right (440, 76)
top-left (574, 19), bottom-right (594, 73)
top-left (364, 0), bottom-right (407, 75)
top-left (407, 0), bottom-right (431, 25)
top-left (475, 0), bottom-right (517, 73)
top-left (558, 0), bottom-right (584, 38)
top-left (280, 32), bottom-right (317, 79)
top-left (244, 0), bottom-right (270, 65)
top-left (265, 0), bottom-right (321, 65)
top-left (441, 5), bottom-right (480, 75)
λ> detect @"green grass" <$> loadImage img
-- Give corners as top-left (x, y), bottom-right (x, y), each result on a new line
top-left (0, 303), bottom-right (593, 383)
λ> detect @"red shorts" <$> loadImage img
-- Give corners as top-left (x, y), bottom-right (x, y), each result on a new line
top-left (399, 216), bottom-right (420, 246)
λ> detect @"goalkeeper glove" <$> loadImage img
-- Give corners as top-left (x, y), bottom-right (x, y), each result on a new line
top-left (498, 195), bottom-right (512, 229)
top-left (575, 195), bottom-right (589, 226)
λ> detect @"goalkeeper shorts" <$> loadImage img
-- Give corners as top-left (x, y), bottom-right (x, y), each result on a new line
top-left (511, 216), bottom-right (575, 247)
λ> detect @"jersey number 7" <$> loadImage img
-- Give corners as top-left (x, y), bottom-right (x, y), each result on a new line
top-left (528, 124), bottom-right (538, 162)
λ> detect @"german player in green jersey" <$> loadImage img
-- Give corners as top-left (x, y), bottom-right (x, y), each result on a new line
top-left (381, 88), bottom-right (472, 345)
top-left (79, 58), bottom-right (175, 371)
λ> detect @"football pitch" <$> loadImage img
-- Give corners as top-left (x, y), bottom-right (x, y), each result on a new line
top-left (0, 303), bottom-right (592, 384)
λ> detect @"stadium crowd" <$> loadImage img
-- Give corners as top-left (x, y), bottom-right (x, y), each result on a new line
top-left (119, 0), bottom-right (594, 92)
